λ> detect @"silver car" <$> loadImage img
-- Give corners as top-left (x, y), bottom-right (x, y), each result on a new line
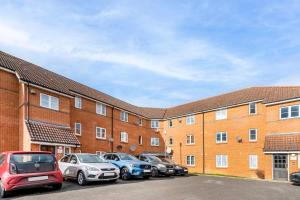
top-left (59, 153), bottom-right (120, 185)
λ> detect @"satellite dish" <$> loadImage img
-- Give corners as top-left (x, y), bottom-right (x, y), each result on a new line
top-left (235, 136), bottom-right (242, 143)
top-left (129, 145), bottom-right (137, 152)
top-left (166, 147), bottom-right (172, 154)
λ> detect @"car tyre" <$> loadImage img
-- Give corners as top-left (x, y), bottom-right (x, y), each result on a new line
top-left (143, 176), bottom-right (150, 179)
top-left (77, 171), bottom-right (87, 186)
top-left (151, 167), bottom-right (159, 177)
top-left (120, 167), bottom-right (131, 180)
top-left (52, 183), bottom-right (62, 190)
top-left (0, 181), bottom-right (8, 198)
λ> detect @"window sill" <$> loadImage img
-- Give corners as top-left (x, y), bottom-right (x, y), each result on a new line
top-left (186, 144), bottom-right (195, 146)
top-left (216, 142), bottom-right (228, 144)
top-left (249, 140), bottom-right (257, 143)
top-left (75, 134), bottom-right (81, 136)
top-left (216, 166), bottom-right (228, 169)
top-left (121, 141), bottom-right (128, 144)
top-left (187, 165), bottom-right (196, 167)
top-left (151, 145), bottom-right (160, 147)
top-left (96, 138), bottom-right (106, 140)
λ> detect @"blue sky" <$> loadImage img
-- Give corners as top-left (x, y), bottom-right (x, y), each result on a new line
top-left (1, 0), bottom-right (300, 107)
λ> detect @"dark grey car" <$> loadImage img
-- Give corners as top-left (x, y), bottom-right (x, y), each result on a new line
top-left (136, 154), bottom-right (174, 177)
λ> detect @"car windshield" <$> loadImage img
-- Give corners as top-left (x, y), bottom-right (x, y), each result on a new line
top-left (147, 156), bottom-right (162, 162)
top-left (159, 158), bottom-right (174, 164)
top-left (119, 154), bottom-right (139, 161)
top-left (77, 154), bottom-right (106, 163)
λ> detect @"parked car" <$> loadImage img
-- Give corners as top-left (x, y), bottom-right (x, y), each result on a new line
top-left (136, 154), bottom-right (175, 177)
top-left (59, 153), bottom-right (119, 185)
top-left (103, 153), bottom-right (152, 180)
top-left (290, 172), bottom-right (300, 184)
top-left (0, 151), bottom-right (63, 198)
top-left (158, 157), bottom-right (188, 176)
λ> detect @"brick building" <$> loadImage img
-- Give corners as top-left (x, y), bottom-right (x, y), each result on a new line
top-left (1, 51), bottom-right (300, 181)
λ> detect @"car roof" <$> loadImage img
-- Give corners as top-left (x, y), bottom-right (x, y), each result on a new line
top-left (2, 151), bottom-right (53, 154)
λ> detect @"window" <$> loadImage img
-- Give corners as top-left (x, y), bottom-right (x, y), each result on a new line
top-left (298, 154), bottom-right (300, 168)
top-left (96, 127), bottom-right (106, 139)
top-left (151, 137), bottom-right (159, 146)
top-left (64, 147), bottom-right (71, 155)
top-left (249, 129), bottom-right (257, 142)
top-left (280, 107), bottom-right (289, 119)
top-left (249, 102), bottom-right (257, 115)
top-left (96, 103), bottom-right (106, 116)
top-left (60, 155), bottom-right (71, 163)
top-left (249, 155), bottom-right (258, 169)
top-left (169, 137), bottom-right (174, 145)
top-left (187, 155), bottom-right (195, 166)
top-left (75, 123), bottom-right (81, 136)
top-left (216, 109), bottom-right (227, 120)
top-left (280, 105), bottom-right (300, 119)
top-left (186, 115), bottom-right (195, 125)
top-left (151, 120), bottom-right (159, 128)
top-left (138, 136), bottom-right (143, 145)
top-left (187, 135), bottom-right (195, 144)
top-left (291, 105), bottom-right (300, 118)
top-left (120, 132), bottom-right (128, 143)
top-left (120, 111), bottom-right (128, 122)
top-left (168, 120), bottom-right (173, 128)
top-left (40, 93), bottom-right (59, 110)
top-left (216, 155), bottom-right (228, 168)
top-left (75, 97), bottom-right (82, 109)
top-left (138, 118), bottom-right (143, 126)
top-left (216, 132), bottom-right (227, 143)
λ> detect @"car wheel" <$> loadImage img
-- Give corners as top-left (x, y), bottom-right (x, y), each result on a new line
top-left (77, 171), bottom-right (87, 186)
top-left (120, 167), bottom-right (131, 180)
top-left (52, 183), bottom-right (62, 190)
top-left (0, 181), bottom-right (8, 198)
top-left (151, 167), bottom-right (159, 177)
top-left (143, 176), bottom-right (150, 179)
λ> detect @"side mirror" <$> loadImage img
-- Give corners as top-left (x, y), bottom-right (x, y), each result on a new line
top-left (70, 160), bottom-right (77, 164)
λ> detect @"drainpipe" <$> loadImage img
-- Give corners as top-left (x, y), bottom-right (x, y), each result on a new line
top-left (111, 107), bottom-right (115, 152)
top-left (202, 112), bottom-right (205, 174)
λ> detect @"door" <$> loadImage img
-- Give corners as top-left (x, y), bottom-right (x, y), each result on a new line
top-left (59, 154), bottom-right (71, 176)
top-left (273, 154), bottom-right (288, 181)
top-left (41, 145), bottom-right (56, 155)
top-left (68, 155), bottom-right (79, 178)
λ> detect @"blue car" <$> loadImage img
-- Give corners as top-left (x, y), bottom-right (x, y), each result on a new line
top-left (103, 153), bottom-right (152, 180)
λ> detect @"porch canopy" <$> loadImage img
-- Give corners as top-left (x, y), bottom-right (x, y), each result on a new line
top-left (26, 120), bottom-right (80, 147)
top-left (264, 133), bottom-right (300, 152)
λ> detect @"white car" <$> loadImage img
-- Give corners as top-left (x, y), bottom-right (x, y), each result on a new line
top-left (59, 153), bottom-right (120, 185)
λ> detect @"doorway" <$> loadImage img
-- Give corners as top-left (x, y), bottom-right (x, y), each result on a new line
top-left (41, 145), bottom-right (56, 155)
top-left (273, 154), bottom-right (288, 181)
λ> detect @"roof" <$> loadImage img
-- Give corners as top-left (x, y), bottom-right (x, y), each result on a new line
top-left (1, 51), bottom-right (300, 119)
top-left (26, 120), bottom-right (80, 146)
top-left (264, 133), bottom-right (300, 152)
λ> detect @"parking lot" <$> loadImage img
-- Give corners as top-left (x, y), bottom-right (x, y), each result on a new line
top-left (6, 175), bottom-right (300, 200)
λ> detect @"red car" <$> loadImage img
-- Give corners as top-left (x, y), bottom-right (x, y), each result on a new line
top-left (0, 151), bottom-right (63, 198)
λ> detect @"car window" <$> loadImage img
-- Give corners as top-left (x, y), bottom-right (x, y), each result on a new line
top-left (119, 154), bottom-right (139, 161)
top-left (70, 155), bottom-right (78, 164)
top-left (104, 154), bottom-right (112, 160)
top-left (0, 154), bottom-right (5, 165)
top-left (111, 155), bottom-right (120, 161)
top-left (77, 154), bottom-right (105, 163)
top-left (61, 155), bottom-right (71, 163)
top-left (139, 156), bottom-right (148, 161)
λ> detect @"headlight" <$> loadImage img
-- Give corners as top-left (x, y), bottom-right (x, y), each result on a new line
top-left (85, 166), bottom-right (100, 171)
top-left (157, 164), bottom-right (166, 169)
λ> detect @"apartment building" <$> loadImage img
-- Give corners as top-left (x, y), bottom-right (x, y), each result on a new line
top-left (0, 51), bottom-right (300, 181)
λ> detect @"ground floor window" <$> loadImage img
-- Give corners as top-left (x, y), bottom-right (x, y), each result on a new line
top-left (187, 155), bottom-right (195, 166)
top-left (151, 137), bottom-right (160, 146)
top-left (64, 147), bottom-right (71, 155)
top-left (40, 145), bottom-right (56, 155)
top-left (249, 155), bottom-right (258, 169)
top-left (120, 131), bottom-right (128, 143)
top-left (216, 155), bottom-right (228, 168)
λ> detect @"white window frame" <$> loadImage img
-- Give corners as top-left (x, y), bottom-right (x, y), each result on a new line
top-left (40, 93), bottom-right (59, 110)
top-left (249, 102), bottom-right (257, 115)
top-left (64, 147), bottom-right (71, 155)
top-left (249, 129), bottom-right (257, 142)
top-left (216, 132), bottom-right (227, 143)
top-left (120, 111), bottom-right (128, 122)
top-left (120, 131), bottom-right (128, 143)
top-left (151, 120), bottom-right (159, 128)
top-left (75, 122), bottom-right (81, 136)
top-left (216, 155), bottom-right (228, 168)
top-left (96, 103), bottom-right (106, 116)
top-left (186, 135), bottom-right (195, 145)
top-left (168, 120), bottom-right (173, 128)
top-left (138, 118), bottom-right (143, 126)
top-left (280, 105), bottom-right (300, 120)
top-left (138, 135), bottom-right (143, 145)
top-left (186, 155), bottom-right (195, 166)
top-left (298, 154), bottom-right (300, 168)
top-left (186, 115), bottom-right (195, 125)
top-left (151, 137), bottom-right (159, 146)
top-left (216, 109), bottom-right (227, 120)
top-left (96, 127), bottom-right (106, 140)
top-left (249, 155), bottom-right (258, 169)
top-left (75, 97), bottom-right (82, 109)
top-left (169, 136), bottom-right (174, 146)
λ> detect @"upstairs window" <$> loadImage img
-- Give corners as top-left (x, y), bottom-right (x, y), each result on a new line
top-left (151, 138), bottom-right (160, 146)
top-left (96, 103), bottom-right (106, 116)
top-left (120, 132), bottom-right (128, 143)
top-left (75, 123), bottom-right (81, 136)
top-left (40, 93), bottom-right (59, 110)
top-left (249, 103), bottom-right (257, 115)
top-left (120, 111), bottom-right (128, 122)
top-left (280, 105), bottom-right (300, 119)
top-left (151, 120), bottom-right (159, 128)
top-left (169, 137), bottom-right (174, 145)
top-left (216, 109), bottom-right (227, 120)
top-left (186, 115), bottom-right (195, 125)
top-left (249, 129), bottom-right (257, 142)
top-left (96, 127), bottom-right (106, 139)
top-left (138, 118), bottom-right (143, 126)
top-left (168, 120), bottom-right (173, 128)
top-left (291, 105), bottom-right (300, 118)
top-left (186, 135), bottom-right (195, 144)
top-left (75, 97), bottom-right (82, 109)
top-left (216, 132), bottom-right (227, 143)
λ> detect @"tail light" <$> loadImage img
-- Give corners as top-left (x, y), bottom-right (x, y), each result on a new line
top-left (9, 163), bottom-right (17, 174)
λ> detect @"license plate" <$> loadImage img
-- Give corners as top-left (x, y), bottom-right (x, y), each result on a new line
top-left (143, 169), bottom-right (151, 173)
top-left (28, 176), bottom-right (48, 182)
top-left (104, 172), bottom-right (115, 176)
top-left (169, 170), bottom-right (174, 172)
